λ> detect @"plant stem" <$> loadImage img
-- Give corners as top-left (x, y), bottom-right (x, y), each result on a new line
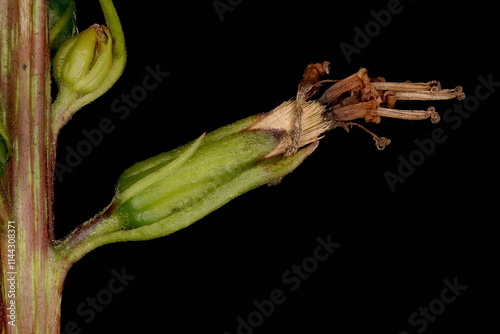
top-left (0, 0), bottom-right (65, 332)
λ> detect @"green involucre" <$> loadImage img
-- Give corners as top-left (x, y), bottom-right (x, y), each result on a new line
top-left (114, 141), bottom-right (316, 242)
top-left (115, 129), bottom-right (279, 228)
top-left (55, 121), bottom-right (317, 262)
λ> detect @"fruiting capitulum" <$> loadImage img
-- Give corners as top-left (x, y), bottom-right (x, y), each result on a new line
top-left (104, 62), bottom-right (464, 235)
top-left (251, 62), bottom-right (464, 152)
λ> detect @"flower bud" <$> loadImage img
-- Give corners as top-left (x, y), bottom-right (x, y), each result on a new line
top-left (49, 0), bottom-right (77, 51)
top-left (52, 24), bottom-right (113, 95)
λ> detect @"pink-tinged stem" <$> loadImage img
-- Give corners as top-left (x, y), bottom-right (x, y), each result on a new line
top-left (0, 0), bottom-right (65, 333)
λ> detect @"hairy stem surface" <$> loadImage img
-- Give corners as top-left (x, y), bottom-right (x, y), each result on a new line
top-left (0, 0), bottom-right (65, 333)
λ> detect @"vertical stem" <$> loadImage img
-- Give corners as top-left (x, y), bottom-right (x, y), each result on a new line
top-left (0, 0), bottom-right (63, 333)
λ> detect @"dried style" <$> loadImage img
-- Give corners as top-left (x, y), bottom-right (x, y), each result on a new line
top-left (251, 62), bottom-right (465, 153)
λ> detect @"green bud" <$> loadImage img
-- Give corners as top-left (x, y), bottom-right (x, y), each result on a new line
top-left (49, 0), bottom-right (77, 51)
top-left (51, 0), bottom-right (126, 135)
top-left (52, 24), bottom-right (113, 95)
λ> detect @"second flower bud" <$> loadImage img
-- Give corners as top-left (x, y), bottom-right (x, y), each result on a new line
top-left (53, 24), bottom-right (113, 95)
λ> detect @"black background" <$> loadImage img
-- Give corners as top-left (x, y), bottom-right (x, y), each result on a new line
top-left (57, 0), bottom-right (497, 333)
